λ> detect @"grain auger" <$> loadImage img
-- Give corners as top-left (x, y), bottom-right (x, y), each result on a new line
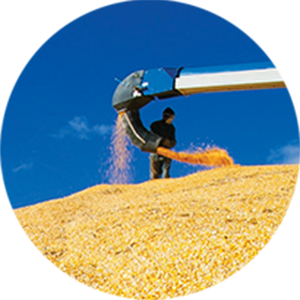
top-left (112, 62), bottom-right (285, 153)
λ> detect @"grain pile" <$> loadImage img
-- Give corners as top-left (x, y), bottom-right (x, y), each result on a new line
top-left (15, 164), bottom-right (298, 299)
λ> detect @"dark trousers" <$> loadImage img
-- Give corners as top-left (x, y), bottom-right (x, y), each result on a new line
top-left (150, 154), bottom-right (172, 179)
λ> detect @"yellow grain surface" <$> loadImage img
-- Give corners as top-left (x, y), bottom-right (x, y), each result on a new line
top-left (15, 164), bottom-right (298, 299)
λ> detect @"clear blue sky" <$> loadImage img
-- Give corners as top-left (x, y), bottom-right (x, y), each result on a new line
top-left (1, 0), bottom-right (299, 209)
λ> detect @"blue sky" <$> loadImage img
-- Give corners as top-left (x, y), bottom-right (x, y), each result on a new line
top-left (1, 0), bottom-right (299, 209)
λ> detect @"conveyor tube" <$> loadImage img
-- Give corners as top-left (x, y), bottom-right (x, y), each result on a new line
top-left (112, 62), bottom-right (285, 153)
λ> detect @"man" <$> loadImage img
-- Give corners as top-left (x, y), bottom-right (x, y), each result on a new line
top-left (150, 107), bottom-right (177, 179)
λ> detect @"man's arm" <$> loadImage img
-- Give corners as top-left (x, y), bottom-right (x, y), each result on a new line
top-left (160, 139), bottom-right (176, 148)
top-left (169, 126), bottom-right (177, 148)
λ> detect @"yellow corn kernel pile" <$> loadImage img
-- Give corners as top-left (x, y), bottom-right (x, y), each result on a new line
top-left (15, 164), bottom-right (298, 299)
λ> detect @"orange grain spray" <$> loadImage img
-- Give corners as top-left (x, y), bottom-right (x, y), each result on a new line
top-left (157, 146), bottom-right (234, 167)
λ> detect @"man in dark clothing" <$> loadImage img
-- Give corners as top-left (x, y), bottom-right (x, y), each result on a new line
top-left (150, 107), bottom-right (177, 179)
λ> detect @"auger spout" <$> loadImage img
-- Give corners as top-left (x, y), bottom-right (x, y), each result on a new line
top-left (112, 62), bottom-right (285, 153)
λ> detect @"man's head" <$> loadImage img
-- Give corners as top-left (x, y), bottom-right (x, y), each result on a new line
top-left (163, 107), bottom-right (175, 124)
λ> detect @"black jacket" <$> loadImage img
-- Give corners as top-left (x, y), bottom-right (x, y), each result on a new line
top-left (150, 119), bottom-right (176, 149)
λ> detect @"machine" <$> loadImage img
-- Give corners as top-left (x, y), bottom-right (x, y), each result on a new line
top-left (112, 62), bottom-right (285, 153)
